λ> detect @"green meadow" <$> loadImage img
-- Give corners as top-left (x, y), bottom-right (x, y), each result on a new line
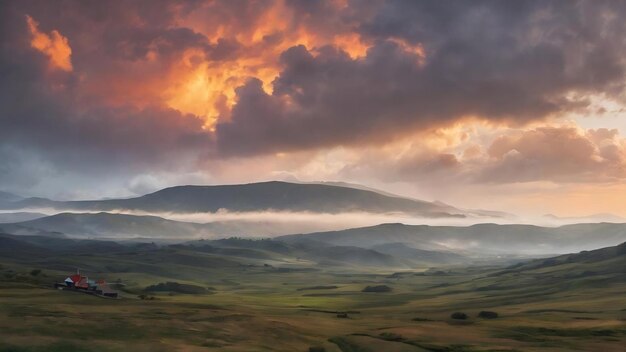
top-left (0, 239), bottom-right (624, 351)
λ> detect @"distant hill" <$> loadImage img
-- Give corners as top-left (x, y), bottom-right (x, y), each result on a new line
top-left (2, 212), bottom-right (380, 239)
top-left (5, 212), bottom-right (220, 239)
top-left (0, 232), bottom-right (455, 269)
top-left (180, 237), bottom-right (459, 268)
top-left (0, 181), bottom-right (467, 217)
top-left (370, 242), bottom-right (467, 264)
top-left (279, 222), bottom-right (626, 255)
top-left (3, 212), bottom-right (331, 239)
top-left (5, 211), bottom-right (391, 239)
top-left (7, 212), bottom-right (626, 257)
top-left (0, 233), bottom-right (128, 259)
top-left (504, 241), bottom-right (626, 273)
top-left (0, 212), bottom-right (47, 223)
top-left (480, 242), bottom-right (626, 293)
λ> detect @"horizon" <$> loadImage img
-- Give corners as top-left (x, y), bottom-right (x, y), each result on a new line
top-left (2, 1), bottom-right (626, 219)
top-left (1, 179), bottom-right (624, 229)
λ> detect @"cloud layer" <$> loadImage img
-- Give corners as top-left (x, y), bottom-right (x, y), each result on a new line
top-left (1, 0), bottom-right (626, 206)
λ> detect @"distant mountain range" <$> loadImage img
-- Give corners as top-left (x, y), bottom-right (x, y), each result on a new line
top-left (2, 212), bottom-right (625, 259)
top-left (2, 225), bottom-right (624, 271)
top-left (0, 212), bottom-right (310, 239)
top-left (1, 212), bottom-right (213, 239)
top-left (0, 181), bottom-right (484, 218)
top-left (279, 222), bottom-right (626, 255)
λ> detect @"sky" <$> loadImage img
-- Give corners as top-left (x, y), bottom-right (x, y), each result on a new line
top-left (1, 0), bottom-right (626, 218)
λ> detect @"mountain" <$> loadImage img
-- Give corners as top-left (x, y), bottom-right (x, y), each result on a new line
top-left (279, 222), bottom-right (626, 255)
top-left (0, 181), bottom-right (467, 217)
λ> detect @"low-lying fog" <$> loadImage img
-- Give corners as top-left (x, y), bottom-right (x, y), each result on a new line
top-left (1, 207), bottom-right (624, 237)
top-left (2, 207), bottom-right (625, 258)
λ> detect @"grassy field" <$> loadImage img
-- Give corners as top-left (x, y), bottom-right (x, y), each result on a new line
top-left (0, 241), bottom-right (624, 351)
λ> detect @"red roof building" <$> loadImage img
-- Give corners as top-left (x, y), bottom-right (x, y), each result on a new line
top-left (75, 276), bottom-right (89, 289)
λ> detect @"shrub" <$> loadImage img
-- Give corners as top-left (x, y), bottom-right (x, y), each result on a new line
top-left (145, 281), bottom-right (208, 294)
top-left (362, 285), bottom-right (392, 293)
top-left (30, 269), bottom-right (41, 276)
top-left (297, 285), bottom-right (338, 291)
top-left (450, 312), bottom-right (468, 320)
top-left (478, 311), bottom-right (499, 319)
top-left (379, 332), bottom-right (404, 341)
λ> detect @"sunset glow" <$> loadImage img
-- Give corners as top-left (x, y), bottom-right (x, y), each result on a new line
top-left (2, 1), bottom-right (626, 217)
top-left (26, 15), bottom-right (72, 71)
top-left (3, 3), bottom-right (626, 351)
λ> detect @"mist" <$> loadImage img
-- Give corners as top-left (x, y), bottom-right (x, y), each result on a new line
top-left (3, 206), bottom-right (625, 237)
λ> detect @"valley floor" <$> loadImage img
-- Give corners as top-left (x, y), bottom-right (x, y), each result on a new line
top-left (1, 258), bottom-right (625, 352)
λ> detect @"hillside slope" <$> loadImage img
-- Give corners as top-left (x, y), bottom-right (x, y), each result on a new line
top-left (279, 222), bottom-right (626, 255)
top-left (0, 181), bottom-right (466, 217)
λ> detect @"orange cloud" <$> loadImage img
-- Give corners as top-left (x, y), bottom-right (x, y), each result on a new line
top-left (164, 48), bottom-right (280, 130)
top-left (163, 0), bottom-right (372, 129)
top-left (26, 15), bottom-right (72, 71)
top-left (333, 33), bottom-right (370, 59)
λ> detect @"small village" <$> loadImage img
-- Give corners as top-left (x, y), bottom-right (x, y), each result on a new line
top-left (54, 270), bottom-right (118, 298)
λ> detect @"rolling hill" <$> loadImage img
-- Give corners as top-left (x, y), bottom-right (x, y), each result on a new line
top-left (5, 212), bottom-right (626, 259)
top-left (279, 222), bottom-right (626, 255)
top-left (502, 240), bottom-right (626, 274)
top-left (0, 232), bottom-right (458, 269)
top-left (2, 211), bottom-right (398, 239)
top-left (1, 212), bottom-right (238, 239)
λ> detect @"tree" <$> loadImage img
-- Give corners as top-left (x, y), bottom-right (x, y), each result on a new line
top-left (450, 312), bottom-right (468, 320)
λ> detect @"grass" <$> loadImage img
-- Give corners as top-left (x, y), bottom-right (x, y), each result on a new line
top-left (0, 246), bottom-right (625, 351)
top-left (0, 341), bottom-right (96, 352)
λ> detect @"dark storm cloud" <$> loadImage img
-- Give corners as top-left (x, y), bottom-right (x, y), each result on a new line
top-left (0, 1), bottom-right (212, 186)
top-left (2, 0), bottom-right (626, 195)
top-left (216, 0), bottom-right (626, 155)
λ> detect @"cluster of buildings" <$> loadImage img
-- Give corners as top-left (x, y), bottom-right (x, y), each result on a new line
top-left (56, 270), bottom-right (118, 298)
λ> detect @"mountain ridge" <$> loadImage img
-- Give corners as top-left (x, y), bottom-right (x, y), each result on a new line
top-left (0, 181), bottom-right (469, 218)
top-left (279, 222), bottom-right (626, 255)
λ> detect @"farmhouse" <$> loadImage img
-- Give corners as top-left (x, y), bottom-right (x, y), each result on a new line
top-left (57, 270), bottom-right (118, 298)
